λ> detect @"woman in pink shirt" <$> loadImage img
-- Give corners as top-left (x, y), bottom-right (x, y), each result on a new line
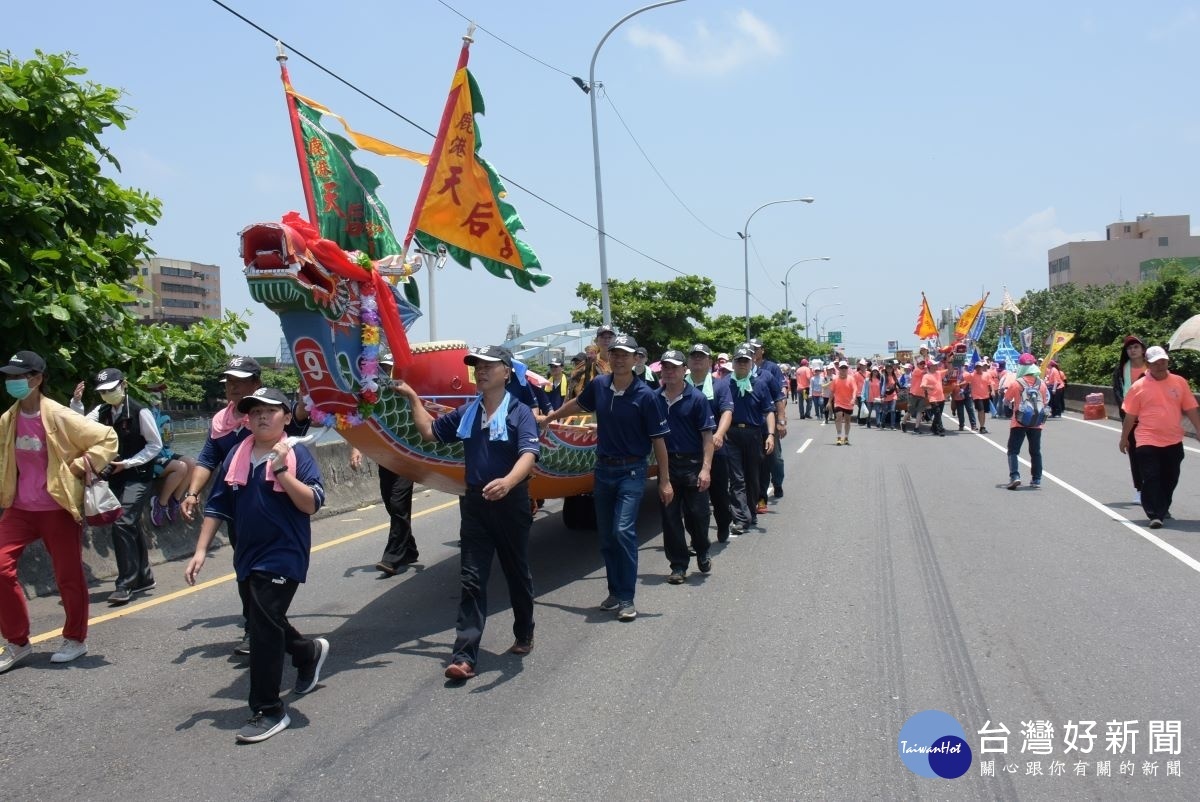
top-left (830, 362), bottom-right (858, 445)
top-left (922, 362), bottom-right (947, 436)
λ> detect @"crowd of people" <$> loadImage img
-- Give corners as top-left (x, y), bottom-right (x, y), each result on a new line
top-left (0, 330), bottom-right (1196, 745)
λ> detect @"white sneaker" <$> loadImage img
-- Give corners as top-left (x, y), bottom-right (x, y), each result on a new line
top-left (0, 641), bottom-right (33, 673)
top-left (1134, 490), bottom-right (1141, 504)
top-left (49, 638), bottom-right (87, 664)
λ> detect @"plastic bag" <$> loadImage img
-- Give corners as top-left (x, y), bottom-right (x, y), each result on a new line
top-left (83, 456), bottom-right (123, 526)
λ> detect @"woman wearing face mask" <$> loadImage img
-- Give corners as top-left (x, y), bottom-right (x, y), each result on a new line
top-left (71, 368), bottom-right (162, 606)
top-left (0, 351), bottom-right (117, 673)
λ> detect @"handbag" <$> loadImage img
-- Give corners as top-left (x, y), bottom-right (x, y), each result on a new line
top-left (83, 455), bottom-right (123, 526)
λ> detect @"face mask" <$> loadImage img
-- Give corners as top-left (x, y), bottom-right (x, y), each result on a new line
top-left (5, 379), bottom-right (31, 400)
top-left (101, 389), bottom-right (126, 406)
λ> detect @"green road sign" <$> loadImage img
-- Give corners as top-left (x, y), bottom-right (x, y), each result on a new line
top-left (827, 331), bottom-right (842, 344)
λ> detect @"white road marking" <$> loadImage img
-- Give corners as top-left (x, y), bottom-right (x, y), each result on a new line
top-left (797, 438), bottom-right (813, 454)
top-left (974, 432), bottom-right (1200, 575)
top-left (1060, 413), bottom-right (1200, 454)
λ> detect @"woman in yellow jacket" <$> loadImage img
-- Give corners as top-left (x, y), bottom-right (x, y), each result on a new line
top-left (0, 351), bottom-right (117, 673)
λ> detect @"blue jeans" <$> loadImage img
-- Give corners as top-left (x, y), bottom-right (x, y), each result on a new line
top-left (1006, 426), bottom-right (1043, 482)
top-left (877, 398), bottom-right (895, 428)
top-left (592, 463), bottom-right (647, 602)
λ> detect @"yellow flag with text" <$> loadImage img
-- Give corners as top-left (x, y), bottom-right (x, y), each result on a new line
top-left (1045, 331), bottom-right (1075, 363)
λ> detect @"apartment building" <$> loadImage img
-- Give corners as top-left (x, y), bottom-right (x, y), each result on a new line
top-left (1048, 213), bottom-right (1200, 288)
top-left (127, 257), bottom-right (223, 326)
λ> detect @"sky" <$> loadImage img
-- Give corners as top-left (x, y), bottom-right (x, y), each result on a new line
top-left (8, 0), bottom-right (1200, 359)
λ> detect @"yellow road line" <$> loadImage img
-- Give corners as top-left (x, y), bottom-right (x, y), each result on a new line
top-left (28, 499), bottom-right (459, 645)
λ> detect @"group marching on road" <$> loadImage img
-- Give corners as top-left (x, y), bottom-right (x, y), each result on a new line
top-left (0, 330), bottom-right (1197, 744)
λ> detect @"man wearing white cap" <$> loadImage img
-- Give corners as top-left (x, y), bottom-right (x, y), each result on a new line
top-left (1119, 346), bottom-right (1200, 528)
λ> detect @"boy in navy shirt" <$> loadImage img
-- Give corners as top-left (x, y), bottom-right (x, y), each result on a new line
top-left (185, 387), bottom-right (328, 743)
top-left (398, 346), bottom-right (541, 681)
top-left (657, 350), bottom-right (716, 583)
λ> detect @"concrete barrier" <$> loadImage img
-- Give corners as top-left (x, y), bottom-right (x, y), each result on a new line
top-left (15, 440), bottom-right (384, 599)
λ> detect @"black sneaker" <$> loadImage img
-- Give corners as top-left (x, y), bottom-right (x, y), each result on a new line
top-left (235, 709), bottom-right (291, 743)
top-left (616, 601), bottom-right (637, 621)
top-left (773, 486), bottom-right (784, 499)
top-left (716, 530), bottom-right (730, 543)
top-left (233, 634), bottom-right (251, 656)
top-left (667, 569), bottom-right (686, 585)
top-left (599, 594), bottom-right (621, 611)
top-left (107, 587), bottom-right (133, 606)
top-left (698, 556), bottom-right (712, 574)
top-left (1149, 518), bottom-right (1164, 529)
top-left (294, 637), bottom-right (329, 695)
top-left (131, 578), bottom-right (156, 594)
top-left (1006, 478), bottom-right (1021, 490)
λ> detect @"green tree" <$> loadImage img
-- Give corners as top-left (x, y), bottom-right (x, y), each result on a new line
top-left (260, 365), bottom-right (301, 395)
top-left (571, 275), bottom-right (716, 356)
top-left (0, 50), bottom-right (247, 403)
top-left (693, 311), bottom-right (817, 364)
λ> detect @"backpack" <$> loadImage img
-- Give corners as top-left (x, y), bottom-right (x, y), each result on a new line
top-left (1015, 379), bottom-right (1047, 427)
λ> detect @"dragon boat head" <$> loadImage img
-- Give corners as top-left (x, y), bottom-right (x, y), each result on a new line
top-left (240, 221), bottom-right (344, 318)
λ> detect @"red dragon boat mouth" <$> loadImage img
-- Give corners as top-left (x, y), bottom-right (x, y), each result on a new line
top-left (241, 221), bottom-right (338, 306)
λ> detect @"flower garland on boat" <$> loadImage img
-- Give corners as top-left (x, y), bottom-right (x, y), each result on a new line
top-left (305, 253), bottom-right (383, 431)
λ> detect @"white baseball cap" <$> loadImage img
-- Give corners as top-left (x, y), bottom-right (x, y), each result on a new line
top-left (1145, 345), bottom-right (1169, 363)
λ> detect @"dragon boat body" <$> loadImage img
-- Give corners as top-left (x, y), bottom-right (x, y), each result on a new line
top-left (241, 221), bottom-right (598, 498)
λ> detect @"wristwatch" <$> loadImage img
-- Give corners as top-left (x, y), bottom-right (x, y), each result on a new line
top-left (272, 464), bottom-right (289, 475)
top-left (184, 492), bottom-right (200, 500)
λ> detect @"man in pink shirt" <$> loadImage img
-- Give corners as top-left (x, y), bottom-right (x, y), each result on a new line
top-left (922, 360), bottom-right (947, 436)
top-left (905, 359), bottom-right (929, 433)
top-left (795, 360), bottom-right (814, 419)
top-left (1119, 346), bottom-right (1200, 528)
top-left (1004, 354), bottom-right (1050, 489)
top-left (968, 359), bottom-right (995, 433)
top-left (830, 361), bottom-right (858, 446)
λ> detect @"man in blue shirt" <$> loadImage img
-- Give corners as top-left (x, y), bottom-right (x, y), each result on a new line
top-left (399, 345), bottom-right (541, 681)
top-left (180, 355), bottom-right (311, 656)
top-left (657, 350), bottom-right (715, 583)
top-left (686, 344), bottom-right (734, 541)
top-left (750, 339), bottom-right (788, 505)
top-left (185, 387), bottom-right (328, 744)
top-left (726, 347), bottom-right (776, 532)
top-left (544, 335), bottom-right (671, 622)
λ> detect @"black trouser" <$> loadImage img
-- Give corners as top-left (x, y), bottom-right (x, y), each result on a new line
top-left (239, 572), bottom-right (318, 716)
top-left (708, 452), bottom-right (733, 536)
top-left (726, 426), bottom-right (762, 526)
top-left (1051, 387), bottom-right (1066, 416)
top-left (759, 432), bottom-right (777, 502)
top-left (378, 467), bottom-right (417, 567)
top-left (108, 475), bottom-right (153, 591)
top-left (1120, 413), bottom-right (1142, 491)
top-left (929, 401), bottom-right (946, 433)
top-left (660, 454), bottom-right (711, 571)
top-left (453, 484), bottom-right (535, 667)
top-left (1135, 443), bottom-right (1184, 521)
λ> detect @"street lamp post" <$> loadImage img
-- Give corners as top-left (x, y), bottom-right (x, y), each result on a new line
top-left (781, 257), bottom-right (831, 321)
top-left (739, 197), bottom-right (815, 339)
top-left (812, 302), bottom-right (842, 342)
top-left (576, 0), bottom-right (686, 326)
top-left (802, 285), bottom-right (838, 339)
top-left (821, 314), bottom-right (846, 343)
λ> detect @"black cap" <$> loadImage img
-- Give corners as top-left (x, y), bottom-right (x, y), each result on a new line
top-left (222, 356), bottom-right (262, 378)
top-left (93, 368), bottom-right (124, 391)
top-left (378, 352), bottom-right (395, 368)
top-left (634, 346), bottom-right (648, 358)
top-left (749, 338), bottom-right (764, 349)
top-left (1, 351), bottom-right (47, 375)
top-left (236, 387), bottom-right (291, 413)
top-left (609, 335), bottom-right (638, 353)
top-left (659, 350), bottom-right (686, 365)
top-left (597, 324), bottom-right (616, 336)
top-left (734, 346), bottom-right (754, 361)
top-left (571, 352), bottom-right (586, 363)
top-left (548, 358), bottom-right (563, 367)
top-left (463, 345), bottom-right (513, 367)
top-left (689, 343), bottom-right (712, 357)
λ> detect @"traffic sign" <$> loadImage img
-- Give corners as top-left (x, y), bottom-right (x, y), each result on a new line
top-left (827, 331), bottom-right (842, 344)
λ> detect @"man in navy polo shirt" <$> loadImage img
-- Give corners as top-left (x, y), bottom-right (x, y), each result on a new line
top-left (657, 350), bottom-right (715, 584)
top-left (750, 339), bottom-right (788, 507)
top-left (726, 346), bottom-right (776, 532)
top-left (399, 345), bottom-right (540, 681)
top-left (686, 344), bottom-right (734, 542)
top-left (185, 387), bottom-right (328, 744)
top-left (544, 334), bottom-right (671, 622)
